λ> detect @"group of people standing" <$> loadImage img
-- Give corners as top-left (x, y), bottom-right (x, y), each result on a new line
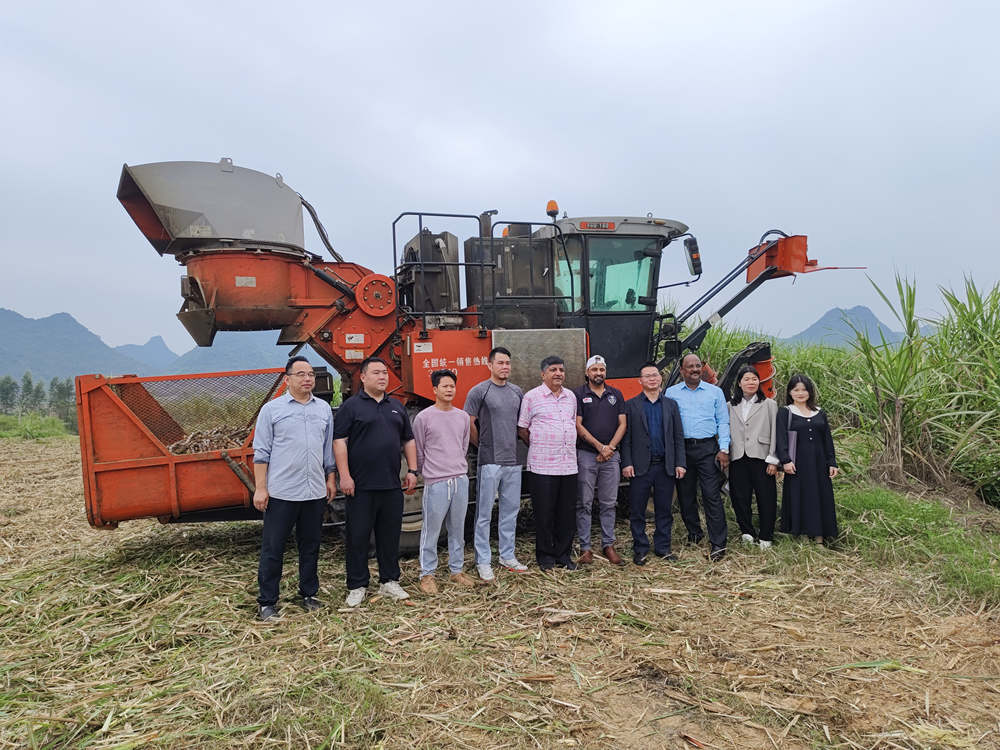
top-left (250, 350), bottom-right (839, 620)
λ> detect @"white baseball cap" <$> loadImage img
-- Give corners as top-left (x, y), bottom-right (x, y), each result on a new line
top-left (586, 355), bottom-right (606, 369)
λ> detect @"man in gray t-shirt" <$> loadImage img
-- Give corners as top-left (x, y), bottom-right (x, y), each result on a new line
top-left (463, 346), bottom-right (527, 579)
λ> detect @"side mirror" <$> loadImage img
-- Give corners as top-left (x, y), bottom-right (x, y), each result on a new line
top-left (684, 237), bottom-right (702, 276)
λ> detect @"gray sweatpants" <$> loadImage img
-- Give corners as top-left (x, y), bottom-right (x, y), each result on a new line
top-left (576, 449), bottom-right (620, 550)
top-left (419, 475), bottom-right (470, 577)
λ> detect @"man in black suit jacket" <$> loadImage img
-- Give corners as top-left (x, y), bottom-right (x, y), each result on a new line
top-left (620, 363), bottom-right (687, 564)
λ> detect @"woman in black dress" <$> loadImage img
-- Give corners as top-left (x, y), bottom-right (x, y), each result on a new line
top-left (776, 374), bottom-right (839, 543)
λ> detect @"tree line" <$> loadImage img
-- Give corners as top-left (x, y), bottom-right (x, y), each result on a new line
top-left (0, 373), bottom-right (77, 432)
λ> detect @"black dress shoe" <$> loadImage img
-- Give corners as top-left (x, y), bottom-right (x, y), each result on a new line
top-left (563, 561), bottom-right (579, 571)
top-left (299, 596), bottom-right (323, 612)
top-left (654, 551), bottom-right (678, 561)
top-left (633, 554), bottom-right (648, 566)
top-left (709, 546), bottom-right (726, 562)
top-left (257, 604), bottom-right (279, 621)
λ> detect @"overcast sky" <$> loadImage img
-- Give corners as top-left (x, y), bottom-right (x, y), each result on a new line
top-left (2, 1), bottom-right (997, 355)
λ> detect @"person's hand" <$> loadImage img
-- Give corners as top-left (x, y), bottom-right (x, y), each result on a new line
top-left (766, 464), bottom-right (778, 476)
top-left (403, 471), bottom-right (418, 493)
top-left (716, 451), bottom-right (729, 471)
top-left (622, 465), bottom-right (635, 479)
top-left (340, 474), bottom-right (356, 497)
top-left (598, 444), bottom-right (614, 460)
top-left (326, 475), bottom-right (337, 502)
top-left (783, 462), bottom-right (796, 475)
top-left (253, 487), bottom-right (269, 512)
top-left (595, 452), bottom-right (606, 463)
top-left (829, 466), bottom-right (839, 479)
top-left (675, 466), bottom-right (686, 480)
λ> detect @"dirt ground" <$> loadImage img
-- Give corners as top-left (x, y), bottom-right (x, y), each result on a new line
top-left (2, 437), bottom-right (999, 749)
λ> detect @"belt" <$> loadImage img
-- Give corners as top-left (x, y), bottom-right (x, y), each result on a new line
top-left (650, 456), bottom-right (665, 464)
top-left (685, 436), bottom-right (717, 446)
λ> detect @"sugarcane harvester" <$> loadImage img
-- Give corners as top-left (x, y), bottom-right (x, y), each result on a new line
top-left (76, 158), bottom-right (835, 530)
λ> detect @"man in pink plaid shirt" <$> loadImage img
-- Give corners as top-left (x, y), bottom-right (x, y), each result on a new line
top-left (517, 355), bottom-right (578, 570)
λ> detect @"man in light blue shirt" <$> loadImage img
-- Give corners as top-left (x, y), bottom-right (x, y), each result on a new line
top-left (665, 354), bottom-right (731, 561)
top-left (253, 356), bottom-right (336, 620)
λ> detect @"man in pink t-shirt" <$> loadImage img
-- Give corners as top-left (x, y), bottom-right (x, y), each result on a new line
top-left (517, 356), bottom-right (578, 570)
top-left (412, 369), bottom-right (478, 594)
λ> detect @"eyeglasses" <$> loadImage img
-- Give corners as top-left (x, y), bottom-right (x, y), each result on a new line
top-left (288, 371), bottom-right (315, 379)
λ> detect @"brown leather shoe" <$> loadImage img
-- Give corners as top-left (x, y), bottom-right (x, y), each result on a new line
top-left (603, 545), bottom-right (625, 566)
top-left (419, 575), bottom-right (438, 595)
top-left (577, 549), bottom-right (594, 565)
top-left (449, 572), bottom-right (478, 587)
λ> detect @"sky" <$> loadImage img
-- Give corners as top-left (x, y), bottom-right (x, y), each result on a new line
top-left (1, 1), bottom-right (997, 355)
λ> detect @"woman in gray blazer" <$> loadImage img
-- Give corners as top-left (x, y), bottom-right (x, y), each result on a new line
top-left (727, 366), bottom-right (779, 548)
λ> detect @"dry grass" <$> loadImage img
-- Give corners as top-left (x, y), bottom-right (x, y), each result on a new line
top-left (2, 436), bottom-right (999, 749)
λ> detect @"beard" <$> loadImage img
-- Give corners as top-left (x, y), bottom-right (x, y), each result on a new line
top-left (587, 375), bottom-right (605, 386)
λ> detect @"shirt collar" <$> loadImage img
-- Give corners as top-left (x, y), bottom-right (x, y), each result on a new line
top-left (682, 381), bottom-right (707, 392)
top-left (283, 392), bottom-right (316, 404)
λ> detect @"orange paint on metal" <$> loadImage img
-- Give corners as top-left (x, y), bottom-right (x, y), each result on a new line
top-left (746, 235), bottom-right (810, 282)
top-left (75, 369), bottom-right (284, 528)
top-left (354, 273), bottom-right (396, 317)
top-left (400, 329), bottom-right (493, 407)
top-left (605, 376), bottom-right (641, 400)
top-left (752, 357), bottom-right (777, 399)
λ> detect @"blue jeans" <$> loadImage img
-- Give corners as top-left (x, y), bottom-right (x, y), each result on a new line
top-left (419, 475), bottom-right (470, 576)
top-left (474, 464), bottom-right (522, 564)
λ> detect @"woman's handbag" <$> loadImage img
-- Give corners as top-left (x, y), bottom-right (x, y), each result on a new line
top-left (786, 408), bottom-right (797, 464)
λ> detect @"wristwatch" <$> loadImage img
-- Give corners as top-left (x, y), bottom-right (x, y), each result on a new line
top-left (407, 469), bottom-right (419, 476)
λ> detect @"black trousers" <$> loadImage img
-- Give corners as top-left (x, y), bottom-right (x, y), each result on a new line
top-left (529, 472), bottom-right (577, 567)
top-left (628, 461), bottom-right (676, 558)
top-left (345, 488), bottom-right (403, 590)
top-left (676, 438), bottom-right (728, 549)
top-left (257, 497), bottom-right (326, 607)
top-left (729, 456), bottom-right (778, 541)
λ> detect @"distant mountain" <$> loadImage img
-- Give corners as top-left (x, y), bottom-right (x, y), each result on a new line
top-left (0, 309), bottom-right (329, 382)
top-left (114, 336), bottom-right (178, 370)
top-left (781, 305), bottom-right (933, 347)
top-left (169, 330), bottom-right (300, 374)
top-left (0, 308), bottom-right (149, 382)
top-left (782, 306), bottom-right (900, 347)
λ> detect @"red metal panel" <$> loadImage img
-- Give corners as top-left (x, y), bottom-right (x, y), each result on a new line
top-left (176, 456), bottom-right (252, 511)
top-left (400, 329), bottom-right (493, 407)
top-left (746, 235), bottom-right (810, 282)
top-left (605, 377), bottom-right (642, 400)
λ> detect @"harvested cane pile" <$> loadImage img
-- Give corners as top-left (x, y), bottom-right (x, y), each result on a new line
top-left (167, 427), bottom-right (252, 454)
top-left (2, 436), bottom-right (999, 749)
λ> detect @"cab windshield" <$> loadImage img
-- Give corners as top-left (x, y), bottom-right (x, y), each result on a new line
top-left (587, 236), bottom-right (659, 311)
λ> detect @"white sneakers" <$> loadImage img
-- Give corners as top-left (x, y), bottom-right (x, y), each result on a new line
top-left (378, 581), bottom-right (410, 600)
top-left (741, 533), bottom-right (755, 544)
top-left (759, 540), bottom-right (773, 550)
top-left (345, 581), bottom-right (409, 607)
top-left (500, 557), bottom-right (528, 573)
top-left (476, 563), bottom-right (495, 581)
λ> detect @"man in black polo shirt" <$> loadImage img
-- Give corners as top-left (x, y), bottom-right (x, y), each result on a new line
top-left (334, 357), bottom-right (418, 607)
top-left (574, 355), bottom-right (627, 565)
